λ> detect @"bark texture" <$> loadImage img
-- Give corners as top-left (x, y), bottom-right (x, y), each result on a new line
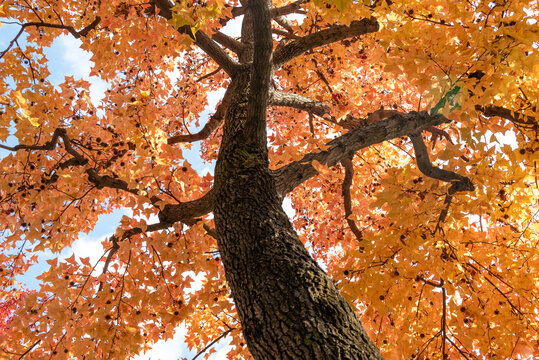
top-left (213, 67), bottom-right (383, 360)
top-left (212, 0), bottom-right (383, 358)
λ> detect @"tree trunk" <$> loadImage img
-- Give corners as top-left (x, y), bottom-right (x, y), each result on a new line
top-left (211, 0), bottom-right (383, 358)
top-left (213, 75), bottom-right (383, 359)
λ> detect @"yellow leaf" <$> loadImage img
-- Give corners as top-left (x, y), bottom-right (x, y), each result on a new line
top-left (14, 91), bottom-right (27, 108)
top-left (14, 91), bottom-right (40, 126)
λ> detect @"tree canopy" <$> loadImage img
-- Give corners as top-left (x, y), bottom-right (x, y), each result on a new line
top-left (0, 0), bottom-right (538, 359)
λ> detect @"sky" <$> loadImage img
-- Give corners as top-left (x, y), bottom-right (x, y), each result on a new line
top-left (0, 9), bottom-right (307, 358)
top-left (0, 17), bottom-right (243, 360)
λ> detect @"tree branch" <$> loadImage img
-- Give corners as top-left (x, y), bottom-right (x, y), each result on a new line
top-left (194, 31), bottom-right (241, 75)
top-left (271, 92), bottom-right (473, 195)
top-left (2, 133), bottom-right (214, 228)
top-left (434, 194), bottom-right (453, 234)
top-left (219, 6), bottom-right (245, 27)
top-left (274, 15), bottom-right (295, 33)
top-left (152, 0), bottom-right (174, 18)
top-left (477, 105), bottom-right (537, 130)
top-left (0, 18), bottom-right (100, 59)
top-left (0, 128), bottom-right (151, 199)
top-left (268, 90), bottom-right (368, 128)
top-left (191, 328), bottom-right (234, 360)
top-left (441, 279), bottom-right (447, 359)
top-left (97, 220), bottom-right (177, 291)
top-left (152, 0), bottom-right (240, 75)
top-left (341, 157), bottom-right (363, 241)
top-left (16, 339), bottom-right (41, 360)
top-left (168, 85), bottom-right (233, 144)
top-left (273, 17), bottom-right (379, 69)
top-left (269, 90), bottom-right (329, 116)
top-left (158, 189), bottom-right (215, 225)
top-left (270, 0), bottom-right (305, 18)
top-left (272, 111), bottom-right (450, 198)
top-left (409, 132), bottom-right (474, 194)
top-left (244, 0), bottom-right (273, 146)
top-left (272, 28), bottom-right (300, 39)
top-left (224, 1), bottom-right (304, 20)
top-left (211, 31), bottom-right (245, 54)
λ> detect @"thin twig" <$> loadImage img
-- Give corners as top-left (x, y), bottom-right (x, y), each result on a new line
top-left (191, 329), bottom-right (234, 360)
top-left (0, 18), bottom-right (100, 59)
top-left (195, 67), bottom-right (222, 83)
top-left (341, 157), bottom-right (363, 241)
top-left (441, 279), bottom-right (447, 360)
top-left (17, 339), bottom-right (41, 360)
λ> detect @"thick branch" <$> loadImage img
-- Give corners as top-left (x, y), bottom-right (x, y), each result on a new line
top-left (168, 86), bottom-right (233, 144)
top-left (245, 0), bottom-right (273, 146)
top-left (0, 128), bottom-right (149, 198)
top-left (158, 189), bottom-right (215, 224)
top-left (269, 90), bottom-right (369, 128)
top-left (212, 31), bottom-right (245, 53)
top-left (271, 91), bottom-right (400, 132)
top-left (477, 105), bottom-right (537, 130)
top-left (269, 90), bottom-right (329, 116)
top-left (152, 0), bottom-right (240, 75)
top-left (409, 132), bottom-right (474, 194)
top-left (224, 0), bottom-right (304, 20)
top-left (194, 31), bottom-right (241, 75)
top-left (273, 17), bottom-right (379, 68)
top-left (341, 157), bottom-right (363, 241)
top-left (219, 6), bottom-right (245, 26)
top-left (274, 16), bottom-right (295, 33)
top-left (272, 111), bottom-right (449, 197)
top-left (270, 0), bottom-right (305, 17)
top-left (152, 0), bottom-right (174, 18)
top-left (272, 28), bottom-right (299, 39)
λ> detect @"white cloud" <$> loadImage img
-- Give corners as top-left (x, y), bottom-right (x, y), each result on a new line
top-left (69, 233), bottom-right (110, 269)
top-left (46, 35), bottom-right (108, 105)
top-left (135, 326), bottom-right (191, 360)
top-left (134, 324), bottom-right (233, 360)
top-left (15, 232), bottom-right (110, 291)
top-left (283, 196), bottom-right (295, 218)
top-left (220, 16), bottom-right (243, 37)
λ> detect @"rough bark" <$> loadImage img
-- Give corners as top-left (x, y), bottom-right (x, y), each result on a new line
top-left (211, 1), bottom-right (383, 358)
top-left (273, 17), bottom-right (379, 69)
top-left (272, 111), bottom-right (449, 198)
top-left (213, 67), bottom-right (382, 360)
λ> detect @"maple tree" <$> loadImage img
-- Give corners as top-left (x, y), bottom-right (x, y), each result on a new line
top-left (0, 0), bottom-right (538, 358)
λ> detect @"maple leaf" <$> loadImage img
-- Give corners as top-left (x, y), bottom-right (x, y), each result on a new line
top-left (0, 0), bottom-right (537, 359)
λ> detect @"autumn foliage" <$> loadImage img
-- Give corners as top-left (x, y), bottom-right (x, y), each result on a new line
top-left (0, 0), bottom-right (538, 359)
top-left (0, 288), bottom-right (30, 334)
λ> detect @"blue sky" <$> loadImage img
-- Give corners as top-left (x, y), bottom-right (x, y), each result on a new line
top-left (0, 19), bottom-right (234, 360)
top-left (1, 11), bottom-right (301, 357)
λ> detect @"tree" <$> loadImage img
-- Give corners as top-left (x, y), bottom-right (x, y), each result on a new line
top-left (0, 0), bottom-right (537, 358)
